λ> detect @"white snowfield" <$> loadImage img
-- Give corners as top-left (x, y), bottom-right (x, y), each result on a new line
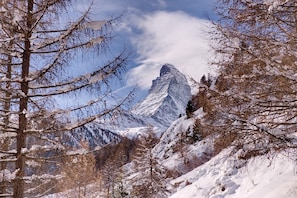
top-left (169, 148), bottom-right (297, 198)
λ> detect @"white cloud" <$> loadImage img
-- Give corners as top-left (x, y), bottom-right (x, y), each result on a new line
top-left (127, 11), bottom-right (214, 90)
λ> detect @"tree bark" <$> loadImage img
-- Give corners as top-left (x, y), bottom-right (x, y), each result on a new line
top-left (14, 0), bottom-right (33, 197)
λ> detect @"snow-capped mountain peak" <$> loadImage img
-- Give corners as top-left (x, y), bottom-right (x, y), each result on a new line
top-left (131, 63), bottom-right (192, 127)
top-left (66, 64), bottom-right (192, 148)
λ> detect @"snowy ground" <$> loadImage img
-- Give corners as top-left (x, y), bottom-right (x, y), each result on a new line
top-left (169, 149), bottom-right (297, 198)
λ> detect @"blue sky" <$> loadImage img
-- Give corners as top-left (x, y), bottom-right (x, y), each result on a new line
top-left (78, 0), bottom-right (216, 99)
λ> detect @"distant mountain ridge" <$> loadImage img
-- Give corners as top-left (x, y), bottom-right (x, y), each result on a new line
top-left (65, 122), bottom-right (122, 149)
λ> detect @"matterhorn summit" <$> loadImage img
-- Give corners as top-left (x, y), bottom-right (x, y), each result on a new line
top-left (132, 64), bottom-right (192, 127)
top-left (68, 64), bottom-right (192, 144)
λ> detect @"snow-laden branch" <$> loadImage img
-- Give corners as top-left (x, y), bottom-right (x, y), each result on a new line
top-left (0, 149), bottom-right (17, 155)
top-left (31, 3), bottom-right (92, 52)
top-left (21, 144), bottom-right (63, 155)
top-left (28, 47), bottom-right (64, 82)
top-left (217, 105), bottom-right (297, 149)
top-left (62, 90), bottom-right (133, 131)
top-left (0, 129), bottom-right (17, 136)
top-left (81, 20), bottom-right (107, 30)
top-left (23, 173), bottom-right (63, 183)
top-left (264, 0), bottom-right (290, 13)
top-left (25, 92), bottom-right (108, 122)
top-left (24, 89), bottom-right (133, 135)
top-left (28, 53), bottom-right (127, 97)
top-left (30, 50), bottom-right (126, 89)
top-left (0, 169), bottom-right (19, 182)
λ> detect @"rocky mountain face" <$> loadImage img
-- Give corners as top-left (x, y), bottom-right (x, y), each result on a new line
top-left (131, 63), bottom-right (192, 127)
top-left (68, 63), bottom-right (192, 146)
top-left (65, 122), bottom-right (122, 149)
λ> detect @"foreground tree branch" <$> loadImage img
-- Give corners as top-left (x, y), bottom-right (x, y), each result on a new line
top-left (0, 0), bottom-right (131, 197)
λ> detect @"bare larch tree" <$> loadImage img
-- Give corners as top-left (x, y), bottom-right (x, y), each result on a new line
top-left (0, 0), bottom-right (131, 197)
top-left (207, 0), bottom-right (297, 156)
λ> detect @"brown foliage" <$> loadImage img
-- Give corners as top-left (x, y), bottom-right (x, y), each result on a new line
top-left (95, 138), bottom-right (136, 197)
top-left (238, 149), bottom-right (270, 160)
top-left (95, 137), bottom-right (136, 170)
top-left (213, 132), bottom-right (238, 155)
top-left (130, 131), bottom-right (169, 198)
top-left (58, 152), bottom-right (97, 196)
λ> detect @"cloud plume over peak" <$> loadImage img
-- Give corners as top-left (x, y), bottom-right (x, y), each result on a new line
top-left (127, 11), bottom-right (213, 90)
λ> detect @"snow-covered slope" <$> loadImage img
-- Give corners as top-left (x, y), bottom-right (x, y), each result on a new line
top-left (64, 121), bottom-right (122, 149)
top-left (153, 111), bottom-right (211, 172)
top-left (169, 148), bottom-right (297, 198)
top-left (150, 108), bottom-right (297, 198)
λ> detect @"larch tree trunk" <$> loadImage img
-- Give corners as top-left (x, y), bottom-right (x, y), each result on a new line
top-left (14, 1), bottom-right (33, 196)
